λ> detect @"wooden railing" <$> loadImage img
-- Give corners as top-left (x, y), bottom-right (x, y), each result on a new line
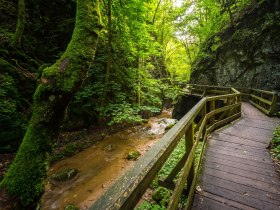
top-left (188, 84), bottom-right (277, 116)
top-left (187, 84), bottom-right (231, 96)
top-left (91, 85), bottom-right (241, 210)
top-left (249, 88), bottom-right (277, 116)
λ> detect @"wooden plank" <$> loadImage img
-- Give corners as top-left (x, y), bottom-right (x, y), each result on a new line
top-left (219, 126), bottom-right (273, 143)
top-left (207, 138), bottom-right (269, 152)
top-left (220, 126), bottom-right (273, 143)
top-left (201, 174), bottom-right (280, 204)
top-left (205, 150), bottom-right (274, 170)
top-left (205, 147), bottom-right (274, 165)
top-left (202, 167), bottom-right (280, 195)
top-left (193, 102), bottom-right (280, 210)
top-left (199, 182), bottom-right (280, 209)
top-left (231, 124), bottom-right (274, 136)
top-left (204, 155), bottom-right (279, 177)
top-left (234, 119), bottom-right (276, 131)
top-left (219, 131), bottom-right (271, 144)
top-left (243, 116), bottom-right (280, 123)
top-left (192, 194), bottom-right (239, 210)
top-left (207, 139), bottom-right (271, 157)
top-left (210, 133), bottom-right (268, 148)
top-left (203, 161), bottom-right (280, 186)
top-left (205, 143), bottom-right (272, 161)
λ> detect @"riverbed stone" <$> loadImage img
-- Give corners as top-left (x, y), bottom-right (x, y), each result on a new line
top-left (65, 204), bottom-right (79, 210)
top-left (51, 168), bottom-right (78, 182)
top-left (126, 150), bottom-right (141, 161)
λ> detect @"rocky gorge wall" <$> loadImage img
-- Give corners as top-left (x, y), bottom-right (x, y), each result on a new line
top-left (190, 0), bottom-right (280, 110)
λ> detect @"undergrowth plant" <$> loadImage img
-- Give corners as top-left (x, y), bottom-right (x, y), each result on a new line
top-left (136, 138), bottom-right (203, 210)
top-left (271, 125), bottom-right (280, 160)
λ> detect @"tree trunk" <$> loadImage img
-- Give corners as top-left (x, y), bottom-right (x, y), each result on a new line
top-left (99, 0), bottom-right (112, 119)
top-left (13, 0), bottom-right (25, 48)
top-left (1, 0), bottom-right (102, 206)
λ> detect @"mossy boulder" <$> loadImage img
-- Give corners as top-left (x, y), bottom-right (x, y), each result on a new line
top-left (65, 204), bottom-right (79, 210)
top-left (126, 150), bottom-right (141, 161)
top-left (51, 168), bottom-right (78, 182)
top-left (164, 123), bottom-right (175, 132)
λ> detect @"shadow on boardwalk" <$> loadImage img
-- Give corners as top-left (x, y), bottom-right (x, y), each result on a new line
top-left (192, 102), bottom-right (280, 210)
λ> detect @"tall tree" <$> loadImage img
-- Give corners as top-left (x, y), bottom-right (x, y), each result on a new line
top-left (99, 0), bottom-right (112, 119)
top-left (0, 0), bottom-right (102, 207)
top-left (13, 0), bottom-right (25, 48)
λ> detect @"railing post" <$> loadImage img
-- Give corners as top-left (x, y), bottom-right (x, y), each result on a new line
top-left (185, 123), bottom-right (194, 191)
top-left (269, 93), bottom-right (277, 116)
top-left (210, 100), bottom-right (215, 125)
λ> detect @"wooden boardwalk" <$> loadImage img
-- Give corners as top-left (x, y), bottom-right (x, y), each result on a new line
top-left (192, 102), bottom-right (280, 210)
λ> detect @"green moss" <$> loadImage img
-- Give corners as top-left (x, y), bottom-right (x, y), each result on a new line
top-left (65, 204), bottom-right (79, 210)
top-left (127, 150), bottom-right (141, 161)
top-left (0, 124), bottom-right (53, 205)
top-left (12, 0), bottom-right (25, 48)
top-left (164, 123), bottom-right (175, 132)
top-left (63, 142), bottom-right (84, 156)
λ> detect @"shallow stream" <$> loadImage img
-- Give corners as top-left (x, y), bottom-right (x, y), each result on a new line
top-left (40, 110), bottom-right (176, 210)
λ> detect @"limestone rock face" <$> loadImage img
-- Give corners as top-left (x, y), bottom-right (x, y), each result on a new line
top-left (190, 1), bottom-right (280, 109)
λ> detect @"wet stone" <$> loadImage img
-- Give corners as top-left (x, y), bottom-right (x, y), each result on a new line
top-left (51, 168), bottom-right (78, 182)
top-left (65, 204), bottom-right (79, 210)
top-left (104, 144), bottom-right (114, 152)
top-left (126, 150), bottom-right (141, 161)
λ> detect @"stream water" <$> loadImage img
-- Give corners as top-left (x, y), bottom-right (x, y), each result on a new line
top-left (40, 110), bottom-right (176, 210)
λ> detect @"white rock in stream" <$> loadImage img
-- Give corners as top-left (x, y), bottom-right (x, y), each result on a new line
top-left (149, 118), bottom-right (177, 135)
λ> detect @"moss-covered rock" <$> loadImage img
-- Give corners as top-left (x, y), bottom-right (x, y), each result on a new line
top-left (126, 150), bottom-right (141, 161)
top-left (65, 204), bottom-right (79, 210)
top-left (51, 168), bottom-right (78, 182)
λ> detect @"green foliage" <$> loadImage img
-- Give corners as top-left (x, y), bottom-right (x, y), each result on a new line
top-left (271, 126), bottom-right (280, 160)
top-left (175, 0), bottom-right (252, 67)
top-left (0, 73), bottom-right (27, 147)
top-left (136, 201), bottom-right (165, 210)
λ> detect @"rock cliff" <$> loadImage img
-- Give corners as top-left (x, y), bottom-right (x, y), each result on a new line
top-left (190, 0), bottom-right (280, 104)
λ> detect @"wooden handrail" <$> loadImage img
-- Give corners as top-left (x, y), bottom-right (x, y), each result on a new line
top-left (190, 85), bottom-right (277, 116)
top-left (91, 85), bottom-right (242, 210)
top-left (249, 88), bottom-right (277, 116)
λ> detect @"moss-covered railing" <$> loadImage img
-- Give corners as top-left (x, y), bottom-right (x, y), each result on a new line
top-left (249, 88), bottom-right (277, 116)
top-left (187, 84), bottom-right (231, 96)
top-left (90, 85), bottom-right (241, 210)
top-left (188, 84), bottom-right (277, 116)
